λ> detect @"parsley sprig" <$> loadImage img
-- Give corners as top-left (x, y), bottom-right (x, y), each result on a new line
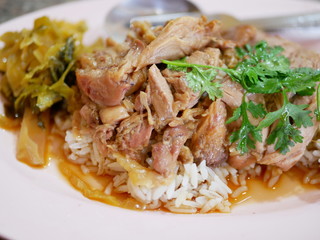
top-left (162, 41), bottom-right (320, 155)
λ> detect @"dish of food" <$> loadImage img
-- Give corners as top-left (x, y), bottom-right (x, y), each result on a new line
top-left (1, 0), bottom-right (320, 239)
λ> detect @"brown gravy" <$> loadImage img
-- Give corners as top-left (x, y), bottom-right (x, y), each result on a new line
top-left (230, 167), bottom-right (320, 207)
top-left (48, 133), bottom-right (149, 211)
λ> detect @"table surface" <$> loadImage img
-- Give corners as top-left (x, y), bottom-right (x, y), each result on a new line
top-left (0, 0), bottom-right (76, 23)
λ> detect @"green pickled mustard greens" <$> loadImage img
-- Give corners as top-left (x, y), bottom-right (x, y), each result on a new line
top-left (162, 40), bottom-right (320, 155)
top-left (0, 16), bottom-right (87, 117)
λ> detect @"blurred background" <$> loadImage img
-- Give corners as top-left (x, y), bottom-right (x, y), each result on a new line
top-left (0, 0), bottom-right (75, 23)
top-left (0, 0), bottom-right (319, 24)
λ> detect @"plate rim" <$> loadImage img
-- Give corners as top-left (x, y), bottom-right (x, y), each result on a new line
top-left (0, 0), bottom-right (320, 239)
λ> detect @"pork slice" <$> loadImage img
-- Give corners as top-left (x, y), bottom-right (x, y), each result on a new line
top-left (162, 69), bottom-right (199, 112)
top-left (126, 67), bottom-right (147, 96)
top-left (229, 127), bottom-right (269, 169)
top-left (76, 40), bottom-right (145, 107)
top-left (79, 47), bottom-right (123, 70)
top-left (228, 93), bottom-right (268, 169)
top-left (152, 126), bottom-right (191, 176)
top-left (134, 93), bottom-right (145, 113)
top-left (79, 103), bottom-right (100, 127)
top-left (134, 87), bottom-right (151, 112)
top-left (116, 114), bottom-right (153, 152)
top-left (259, 96), bottom-right (318, 171)
top-left (76, 69), bottom-right (130, 107)
top-left (220, 76), bottom-right (243, 109)
top-left (152, 143), bottom-right (172, 176)
top-left (93, 124), bottom-right (115, 157)
top-left (223, 25), bottom-right (257, 47)
top-left (137, 16), bottom-right (220, 69)
top-left (129, 21), bottom-right (157, 45)
top-left (186, 47), bottom-right (222, 66)
top-left (148, 64), bottom-right (174, 120)
top-left (191, 99), bottom-right (228, 166)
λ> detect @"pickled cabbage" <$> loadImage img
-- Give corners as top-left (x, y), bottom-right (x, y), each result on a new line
top-left (16, 108), bottom-right (49, 167)
top-left (0, 114), bottom-right (20, 130)
top-left (0, 16), bottom-right (87, 116)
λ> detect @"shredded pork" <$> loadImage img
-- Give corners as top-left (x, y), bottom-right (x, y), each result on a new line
top-left (74, 16), bottom-right (320, 177)
top-left (136, 16), bottom-right (221, 69)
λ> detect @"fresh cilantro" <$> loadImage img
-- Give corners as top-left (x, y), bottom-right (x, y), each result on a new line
top-left (162, 41), bottom-right (320, 155)
top-left (227, 42), bottom-right (319, 154)
top-left (223, 41), bottom-right (320, 95)
top-left (165, 57), bottom-right (189, 72)
top-left (283, 68), bottom-right (320, 95)
top-left (162, 59), bottom-right (222, 101)
top-left (247, 101), bottom-right (267, 118)
top-left (257, 91), bottom-right (313, 154)
top-left (226, 97), bottom-right (266, 154)
top-left (316, 84), bottom-right (320, 120)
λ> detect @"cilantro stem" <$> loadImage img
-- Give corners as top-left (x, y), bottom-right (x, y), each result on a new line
top-left (316, 84), bottom-right (320, 120)
top-left (161, 60), bottom-right (215, 70)
top-left (241, 95), bottom-right (250, 123)
top-left (282, 89), bottom-right (289, 105)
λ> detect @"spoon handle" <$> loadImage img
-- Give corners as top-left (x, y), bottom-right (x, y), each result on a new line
top-left (131, 12), bottom-right (320, 31)
top-left (241, 12), bottom-right (320, 31)
top-left (130, 12), bottom-right (201, 25)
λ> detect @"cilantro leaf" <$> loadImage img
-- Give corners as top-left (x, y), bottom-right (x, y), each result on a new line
top-left (257, 91), bottom-right (313, 154)
top-left (315, 84), bottom-right (320, 120)
top-left (266, 122), bottom-right (303, 154)
top-left (247, 101), bottom-right (267, 118)
top-left (227, 42), bottom-right (318, 154)
top-left (225, 41), bottom-right (320, 96)
top-left (227, 99), bottom-right (264, 154)
top-left (282, 68), bottom-right (320, 94)
top-left (236, 41), bottom-right (290, 73)
top-left (226, 107), bottom-right (241, 125)
top-left (162, 59), bottom-right (222, 100)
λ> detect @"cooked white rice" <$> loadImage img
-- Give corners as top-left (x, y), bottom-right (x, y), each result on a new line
top-left (64, 127), bottom-right (235, 213)
top-left (62, 123), bottom-right (320, 213)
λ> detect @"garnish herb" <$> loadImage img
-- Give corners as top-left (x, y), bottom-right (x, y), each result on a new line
top-left (162, 41), bottom-right (320, 155)
top-left (222, 41), bottom-right (320, 95)
top-left (226, 96), bottom-right (266, 154)
top-left (162, 58), bottom-right (222, 101)
top-left (257, 91), bottom-right (313, 154)
top-left (315, 84), bottom-right (320, 120)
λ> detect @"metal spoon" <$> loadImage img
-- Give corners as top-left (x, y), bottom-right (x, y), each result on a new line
top-left (105, 0), bottom-right (320, 41)
top-left (105, 0), bottom-right (199, 41)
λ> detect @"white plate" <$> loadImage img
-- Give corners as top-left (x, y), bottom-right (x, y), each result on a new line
top-left (1, 0), bottom-right (320, 239)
